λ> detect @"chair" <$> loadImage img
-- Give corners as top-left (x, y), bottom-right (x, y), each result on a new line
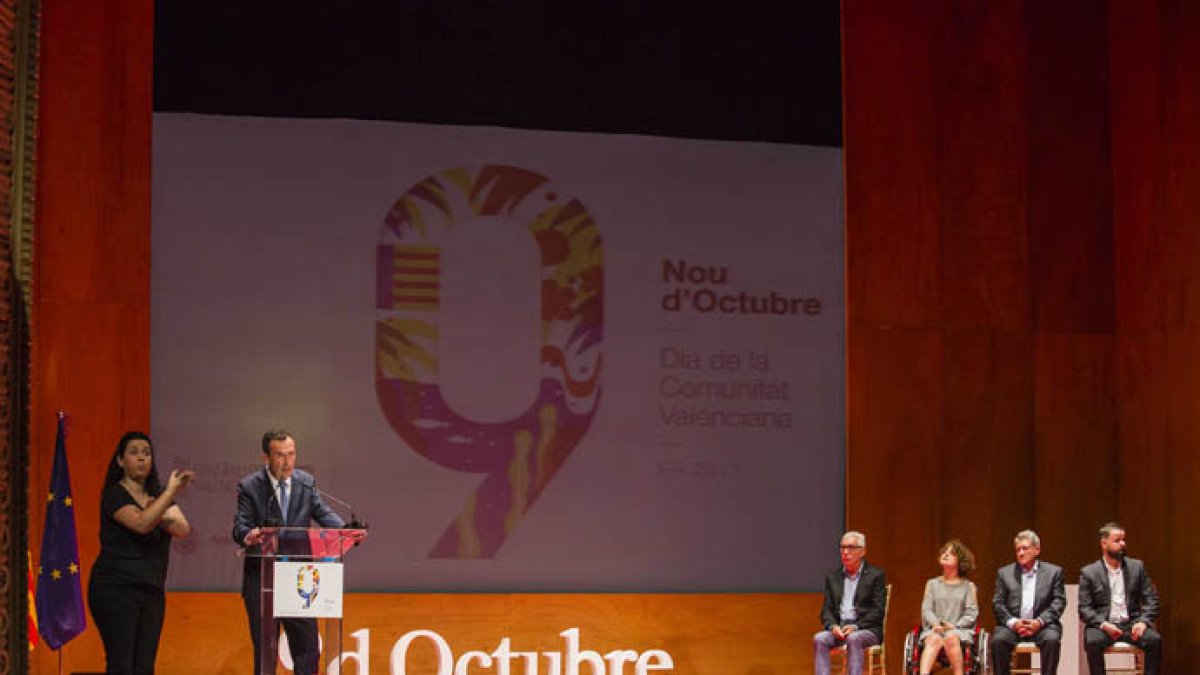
top-left (830, 584), bottom-right (891, 675)
top-left (1102, 642), bottom-right (1145, 675)
top-left (903, 624), bottom-right (989, 675)
top-left (1009, 641), bottom-right (1040, 674)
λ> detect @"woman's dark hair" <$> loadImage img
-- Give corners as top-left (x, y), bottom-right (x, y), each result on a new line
top-left (103, 431), bottom-right (163, 497)
top-left (940, 539), bottom-right (976, 576)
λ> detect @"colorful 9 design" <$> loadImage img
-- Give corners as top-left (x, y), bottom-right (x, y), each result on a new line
top-left (296, 564), bottom-right (320, 609)
top-left (375, 165), bottom-right (603, 558)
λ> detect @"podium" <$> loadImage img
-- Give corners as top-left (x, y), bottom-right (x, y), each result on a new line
top-left (248, 527), bottom-right (364, 674)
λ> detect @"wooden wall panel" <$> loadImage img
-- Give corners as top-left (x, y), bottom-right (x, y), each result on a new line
top-left (846, 328), bottom-right (943, 647)
top-left (1110, 0), bottom-right (1200, 667)
top-left (1018, 0), bottom-right (1120, 609)
top-left (845, 3), bottom-right (1032, 672)
top-left (29, 0), bottom-right (152, 672)
top-left (1033, 334), bottom-right (1116, 573)
top-left (1023, 0), bottom-right (1120, 595)
top-left (1159, 328), bottom-right (1200, 658)
top-left (1112, 0), bottom-right (1200, 328)
top-left (935, 0), bottom-right (1035, 612)
top-left (842, 5), bottom-right (950, 655)
top-left (842, 0), bottom-right (943, 328)
top-left (1026, 0), bottom-right (1114, 334)
top-left (938, 1), bottom-right (1030, 331)
top-left (941, 330), bottom-right (1033, 586)
top-left (1113, 329), bottom-right (1189, 661)
top-left (844, 1), bottom-right (1119, 672)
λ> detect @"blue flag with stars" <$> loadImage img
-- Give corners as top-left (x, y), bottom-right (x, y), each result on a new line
top-left (35, 414), bottom-right (86, 649)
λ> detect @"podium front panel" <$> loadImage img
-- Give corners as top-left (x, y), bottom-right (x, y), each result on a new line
top-left (245, 527), bottom-right (363, 674)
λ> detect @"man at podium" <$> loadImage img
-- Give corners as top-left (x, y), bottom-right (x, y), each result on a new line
top-left (233, 429), bottom-right (346, 675)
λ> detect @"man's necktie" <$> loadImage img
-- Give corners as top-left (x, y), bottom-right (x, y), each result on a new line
top-left (279, 480), bottom-right (290, 525)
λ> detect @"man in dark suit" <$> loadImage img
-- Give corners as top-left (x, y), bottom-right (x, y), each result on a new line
top-left (990, 530), bottom-right (1066, 675)
top-left (813, 531), bottom-right (887, 675)
top-left (232, 429), bottom-right (345, 675)
top-left (1078, 522), bottom-right (1161, 675)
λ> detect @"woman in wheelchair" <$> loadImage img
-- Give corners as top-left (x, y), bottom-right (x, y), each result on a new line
top-left (916, 539), bottom-right (979, 675)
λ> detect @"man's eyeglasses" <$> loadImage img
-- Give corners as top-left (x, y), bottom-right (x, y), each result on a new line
top-left (840, 545), bottom-right (864, 551)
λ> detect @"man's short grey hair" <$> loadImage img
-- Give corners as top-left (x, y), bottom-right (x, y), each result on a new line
top-left (1014, 530), bottom-right (1040, 547)
top-left (842, 531), bottom-right (866, 548)
top-left (1100, 522), bottom-right (1124, 539)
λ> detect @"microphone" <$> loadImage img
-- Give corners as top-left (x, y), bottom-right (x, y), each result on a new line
top-left (298, 476), bottom-right (368, 531)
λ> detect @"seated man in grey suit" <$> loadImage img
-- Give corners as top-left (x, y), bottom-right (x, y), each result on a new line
top-left (991, 530), bottom-right (1066, 675)
top-left (813, 531), bottom-right (887, 675)
top-left (1078, 522), bottom-right (1161, 675)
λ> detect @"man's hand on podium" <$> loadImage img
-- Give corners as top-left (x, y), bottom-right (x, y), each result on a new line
top-left (244, 527), bottom-right (265, 546)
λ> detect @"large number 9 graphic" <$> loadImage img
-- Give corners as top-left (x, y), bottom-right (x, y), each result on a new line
top-left (375, 165), bottom-right (603, 558)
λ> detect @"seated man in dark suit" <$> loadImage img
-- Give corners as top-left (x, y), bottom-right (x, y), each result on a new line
top-left (813, 531), bottom-right (887, 675)
top-left (1078, 522), bottom-right (1162, 675)
top-left (991, 529), bottom-right (1066, 675)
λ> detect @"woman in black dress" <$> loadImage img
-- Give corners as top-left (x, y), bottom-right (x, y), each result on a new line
top-left (87, 431), bottom-right (193, 674)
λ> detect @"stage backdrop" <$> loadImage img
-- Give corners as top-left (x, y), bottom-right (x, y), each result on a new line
top-left (150, 114), bottom-right (844, 591)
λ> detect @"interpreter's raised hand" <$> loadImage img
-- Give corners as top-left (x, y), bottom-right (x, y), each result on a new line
top-left (166, 468), bottom-right (196, 493)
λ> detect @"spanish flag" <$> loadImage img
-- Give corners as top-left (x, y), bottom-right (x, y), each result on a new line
top-left (27, 549), bottom-right (37, 651)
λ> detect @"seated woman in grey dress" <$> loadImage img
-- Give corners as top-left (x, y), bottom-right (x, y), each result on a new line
top-left (917, 539), bottom-right (979, 675)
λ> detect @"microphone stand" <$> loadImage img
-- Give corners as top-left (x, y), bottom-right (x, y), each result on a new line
top-left (310, 482), bottom-right (368, 532)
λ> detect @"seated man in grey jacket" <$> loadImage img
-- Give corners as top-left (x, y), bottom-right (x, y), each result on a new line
top-left (1078, 522), bottom-right (1161, 675)
top-left (991, 530), bottom-right (1066, 675)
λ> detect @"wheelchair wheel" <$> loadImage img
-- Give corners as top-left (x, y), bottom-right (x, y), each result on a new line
top-left (902, 628), bottom-right (921, 675)
top-left (969, 628), bottom-right (990, 675)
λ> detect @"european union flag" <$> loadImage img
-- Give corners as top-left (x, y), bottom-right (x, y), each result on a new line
top-left (35, 413), bottom-right (86, 649)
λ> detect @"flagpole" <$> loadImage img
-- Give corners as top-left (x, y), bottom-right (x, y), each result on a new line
top-left (57, 648), bottom-right (63, 675)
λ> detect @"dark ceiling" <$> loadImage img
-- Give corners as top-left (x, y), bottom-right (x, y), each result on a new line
top-left (154, 1), bottom-right (842, 146)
